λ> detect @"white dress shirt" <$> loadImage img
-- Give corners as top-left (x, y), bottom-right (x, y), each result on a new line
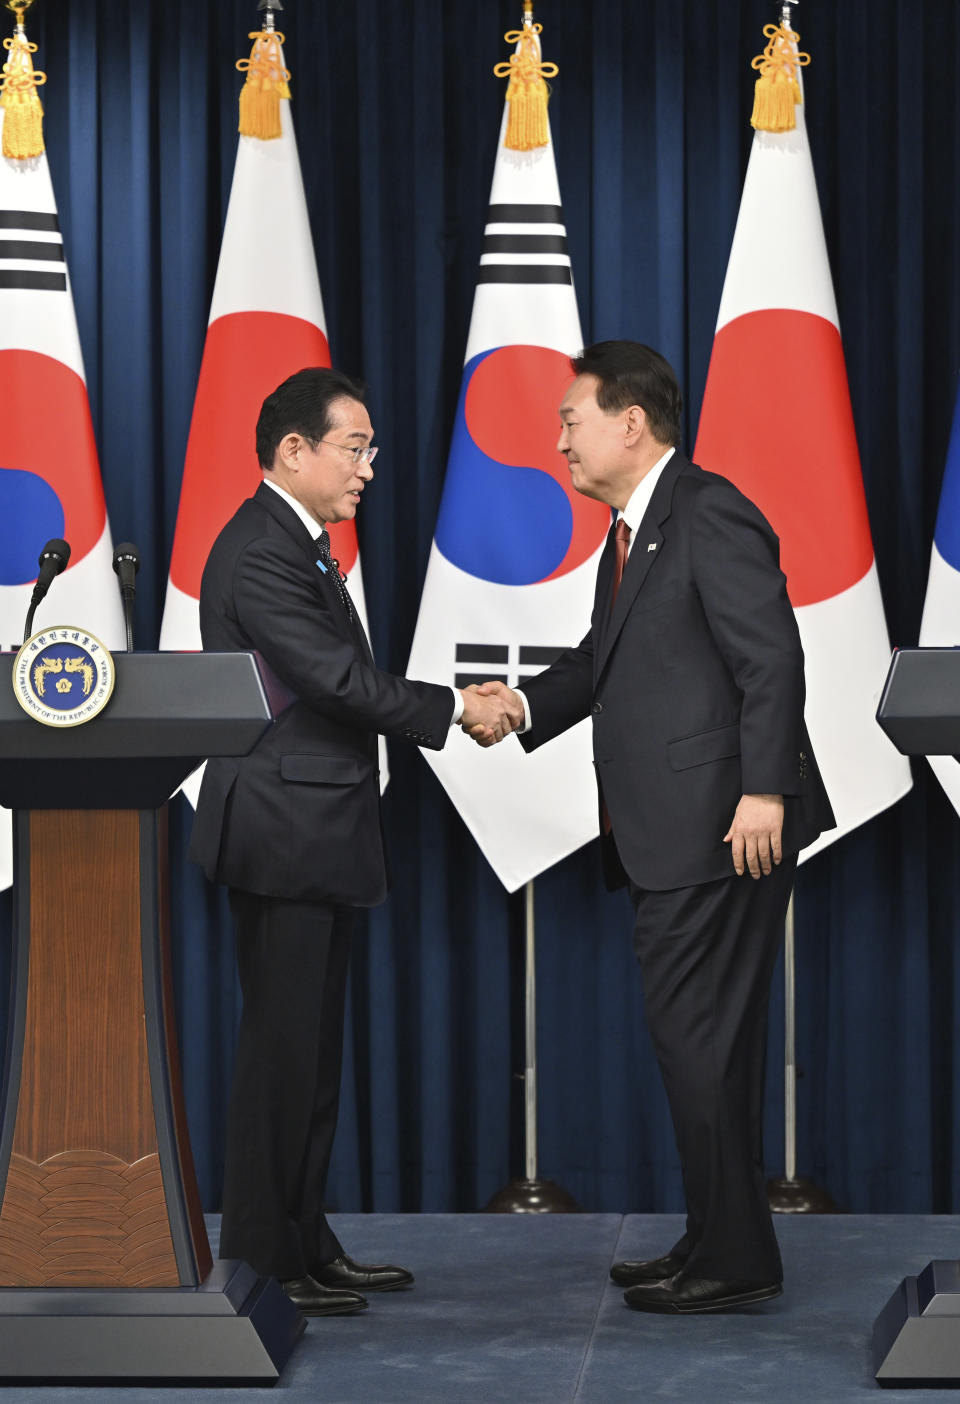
top-left (516, 445), bottom-right (676, 733)
top-left (262, 476), bottom-right (463, 724)
top-left (263, 473), bottom-right (323, 536)
top-left (617, 446), bottom-right (675, 553)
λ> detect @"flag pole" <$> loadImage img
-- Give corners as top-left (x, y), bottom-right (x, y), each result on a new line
top-left (407, 0), bottom-right (592, 1207)
top-left (754, 0), bottom-right (839, 1217)
top-left (766, 891), bottom-right (840, 1211)
top-left (484, 879), bottom-right (581, 1212)
top-left (483, 0), bottom-right (579, 1213)
top-left (784, 890), bottom-right (798, 1181)
top-left (523, 879), bottom-right (538, 1181)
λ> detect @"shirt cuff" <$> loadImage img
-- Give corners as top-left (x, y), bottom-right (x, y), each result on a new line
top-left (514, 689), bottom-right (532, 734)
top-left (450, 687), bottom-right (464, 726)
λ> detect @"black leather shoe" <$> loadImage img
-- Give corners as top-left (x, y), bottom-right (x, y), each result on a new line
top-left (313, 1254), bottom-right (414, 1293)
top-left (280, 1274), bottom-right (367, 1316)
top-left (610, 1252), bottom-right (688, 1286)
top-left (624, 1271), bottom-right (782, 1314)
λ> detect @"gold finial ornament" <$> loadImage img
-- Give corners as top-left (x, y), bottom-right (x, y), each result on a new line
top-left (493, 4), bottom-right (558, 152)
top-left (1, 0), bottom-right (45, 160)
top-left (749, 20), bottom-right (810, 133)
top-left (236, 2), bottom-right (291, 143)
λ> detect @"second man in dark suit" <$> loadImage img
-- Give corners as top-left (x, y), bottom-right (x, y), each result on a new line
top-left (469, 341), bottom-right (835, 1314)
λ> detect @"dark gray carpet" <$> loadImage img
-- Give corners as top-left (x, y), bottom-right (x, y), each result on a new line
top-left (584, 1213), bottom-right (960, 1403)
top-left (3, 1212), bottom-right (960, 1400)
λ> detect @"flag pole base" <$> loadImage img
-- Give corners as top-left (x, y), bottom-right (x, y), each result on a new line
top-left (766, 1175), bottom-right (842, 1213)
top-left (482, 1178), bottom-right (582, 1213)
top-left (873, 1261), bottom-right (960, 1386)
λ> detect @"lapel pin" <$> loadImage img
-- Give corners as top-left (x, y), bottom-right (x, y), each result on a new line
top-left (647, 542), bottom-right (657, 552)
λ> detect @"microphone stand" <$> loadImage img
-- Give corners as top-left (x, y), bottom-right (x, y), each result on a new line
top-left (113, 545), bottom-right (141, 652)
top-left (121, 592), bottom-right (134, 653)
top-left (22, 541), bottom-right (71, 642)
top-left (23, 590), bottom-right (43, 644)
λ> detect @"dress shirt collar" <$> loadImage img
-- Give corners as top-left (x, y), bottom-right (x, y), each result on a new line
top-left (618, 446), bottom-right (676, 550)
top-left (263, 474), bottom-right (324, 539)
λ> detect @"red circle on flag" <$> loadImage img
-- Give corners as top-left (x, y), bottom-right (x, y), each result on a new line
top-left (693, 309), bottom-right (875, 607)
top-left (465, 344), bottom-right (611, 582)
top-left (169, 312), bottom-right (362, 598)
top-left (0, 349), bottom-right (106, 568)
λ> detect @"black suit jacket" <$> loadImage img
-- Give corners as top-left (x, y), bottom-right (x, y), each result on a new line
top-left (189, 482), bottom-right (453, 907)
top-left (519, 453), bottom-right (835, 890)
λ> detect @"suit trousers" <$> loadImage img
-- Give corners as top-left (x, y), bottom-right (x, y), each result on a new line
top-left (218, 889), bottom-right (353, 1280)
top-left (629, 855), bottom-right (797, 1284)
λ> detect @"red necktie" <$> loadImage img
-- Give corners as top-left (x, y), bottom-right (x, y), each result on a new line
top-left (611, 518), bottom-right (631, 610)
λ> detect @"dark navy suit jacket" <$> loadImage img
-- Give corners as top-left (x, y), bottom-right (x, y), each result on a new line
top-left (189, 481), bottom-right (453, 907)
top-left (519, 453), bottom-right (835, 890)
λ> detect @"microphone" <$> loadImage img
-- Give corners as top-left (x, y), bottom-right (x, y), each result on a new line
top-left (112, 542), bottom-right (141, 652)
top-left (112, 542), bottom-right (140, 600)
top-left (23, 538), bottom-right (71, 642)
top-left (36, 538), bottom-right (71, 595)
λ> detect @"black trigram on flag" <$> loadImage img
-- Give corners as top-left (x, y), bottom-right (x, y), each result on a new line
top-left (0, 211), bottom-right (66, 292)
top-left (476, 203), bottom-right (572, 286)
top-left (454, 642), bottom-right (564, 690)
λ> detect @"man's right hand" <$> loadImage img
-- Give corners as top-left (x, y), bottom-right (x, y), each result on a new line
top-left (459, 682), bottom-right (524, 747)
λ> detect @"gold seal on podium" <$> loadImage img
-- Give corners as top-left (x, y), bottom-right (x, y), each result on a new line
top-left (13, 627), bottom-right (115, 727)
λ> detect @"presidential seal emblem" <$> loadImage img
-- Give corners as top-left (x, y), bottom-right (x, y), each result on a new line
top-left (13, 627), bottom-right (115, 728)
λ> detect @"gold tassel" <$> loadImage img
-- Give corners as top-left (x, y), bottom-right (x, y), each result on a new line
top-left (750, 21), bottom-right (810, 134)
top-left (236, 29), bottom-right (291, 141)
top-left (0, 22), bottom-right (46, 160)
top-left (493, 21), bottom-right (558, 152)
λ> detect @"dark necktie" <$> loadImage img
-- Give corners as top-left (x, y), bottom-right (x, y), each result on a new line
top-left (315, 530), bottom-right (354, 620)
top-left (601, 517), bottom-right (632, 837)
top-left (610, 517), bottom-right (632, 610)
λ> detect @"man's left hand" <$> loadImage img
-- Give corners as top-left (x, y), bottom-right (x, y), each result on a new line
top-left (723, 793), bottom-right (784, 879)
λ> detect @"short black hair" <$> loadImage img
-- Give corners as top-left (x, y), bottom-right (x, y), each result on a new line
top-left (256, 366), bottom-right (367, 469)
top-left (571, 341), bottom-right (682, 447)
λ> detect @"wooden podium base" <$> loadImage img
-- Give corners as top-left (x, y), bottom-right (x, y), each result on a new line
top-left (0, 806), bottom-right (303, 1384)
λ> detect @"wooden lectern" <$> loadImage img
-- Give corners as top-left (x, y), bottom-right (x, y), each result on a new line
top-left (0, 651), bottom-right (304, 1385)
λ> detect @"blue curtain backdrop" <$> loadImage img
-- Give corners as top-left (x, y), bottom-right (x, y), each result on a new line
top-left (4, 0), bottom-right (960, 1217)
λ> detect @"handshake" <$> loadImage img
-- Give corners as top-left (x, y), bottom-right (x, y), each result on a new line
top-left (458, 681), bottom-right (525, 748)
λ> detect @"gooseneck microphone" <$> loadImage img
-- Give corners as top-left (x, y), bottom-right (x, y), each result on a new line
top-left (22, 538), bottom-right (71, 642)
top-left (112, 542), bottom-right (141, 652)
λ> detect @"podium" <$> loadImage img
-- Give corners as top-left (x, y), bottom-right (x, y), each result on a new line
top-left (874, 648), bottom-right (960, 1384)
top-left (0, 651), bottom-right (304, 1385)
top-left (875, 646), bottom-right (960, 756)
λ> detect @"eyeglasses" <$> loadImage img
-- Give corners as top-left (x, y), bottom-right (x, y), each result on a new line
top-left (319, 439), bottom-right (379, 466)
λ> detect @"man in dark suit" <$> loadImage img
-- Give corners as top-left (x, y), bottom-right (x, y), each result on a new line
top-left (470, 341), bottom-right (835, 1314)
top-left (190, 366), bottom-right (519, 1316)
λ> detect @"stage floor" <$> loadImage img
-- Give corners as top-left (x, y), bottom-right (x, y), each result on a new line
top-left (5, 1211), bottom-right (960, 1401)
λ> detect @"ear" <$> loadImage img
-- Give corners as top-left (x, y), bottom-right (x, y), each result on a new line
top-left (623, 404), bottom-right (646, 446)
top-left (277, 432), bottom-right (306, 470)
